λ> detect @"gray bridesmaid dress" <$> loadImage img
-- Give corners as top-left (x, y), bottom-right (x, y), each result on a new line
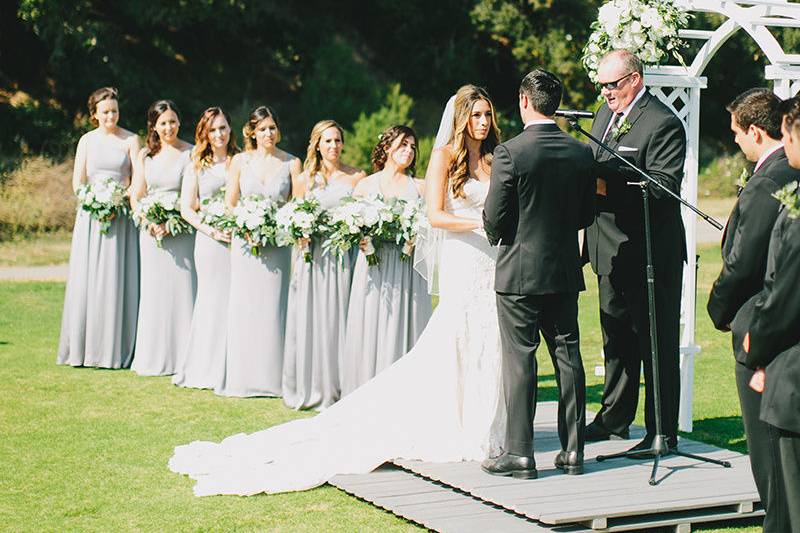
top-left (57, 131), bottom-right (139, 368)
top-left (340, 176), bottom-right (433, 396)
top-left (282, 176), bottom-right (356, 410)
top-left (215, 156), bottom-right (293, 397)
top-left (173, 162), bottom-right (229, 388)
top-left (131, 150), bottom-right (197, 376)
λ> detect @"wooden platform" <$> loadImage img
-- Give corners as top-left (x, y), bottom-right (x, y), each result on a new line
top-left (330, 402), bottom-right (763, 532)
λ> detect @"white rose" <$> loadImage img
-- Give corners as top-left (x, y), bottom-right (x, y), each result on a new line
top-left (598, 3), bottom-right (621, 28)
top-left (362, 206), bottom-right (380, 226)
top-left (640, 7), bottom-right (660, 28)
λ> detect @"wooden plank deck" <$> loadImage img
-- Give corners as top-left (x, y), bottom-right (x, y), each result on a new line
top-left (331, 464), bottom-right (591, 532)
top-left (330, 402), bottom-right (763, 532)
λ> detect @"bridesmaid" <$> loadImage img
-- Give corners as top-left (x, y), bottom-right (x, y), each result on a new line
top-left (130, 100), bottom-right (196, 377)
top-left (340, 125), bottom-right (433, 396)
top-left (215, 106), bottom-right (300, 397)
top-left (282, 120), bottom-right (365, 410)
top-left (173, 107), bottom-right (238, 388)
top-left (57, 86), bottom-right (140, 369)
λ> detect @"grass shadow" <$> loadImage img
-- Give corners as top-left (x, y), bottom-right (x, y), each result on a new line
top-left (685, 416), bottom-right (747, 454)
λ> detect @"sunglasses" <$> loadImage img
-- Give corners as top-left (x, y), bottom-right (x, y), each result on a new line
top-left (597, 72), bottom-right (634, 91)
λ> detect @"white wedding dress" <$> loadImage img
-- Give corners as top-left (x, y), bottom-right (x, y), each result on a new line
top-left (169, 179), bottom-right (505, 496)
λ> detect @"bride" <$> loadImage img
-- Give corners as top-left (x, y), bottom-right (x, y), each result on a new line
top-left (169, 84), bottom-right (506, 496)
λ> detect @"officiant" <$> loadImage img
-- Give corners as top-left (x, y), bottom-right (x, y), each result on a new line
top-left (583, 49), bottom-right (687, 452)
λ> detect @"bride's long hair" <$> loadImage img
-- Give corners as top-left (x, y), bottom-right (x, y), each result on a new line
top-left (448, 85), bottom-right (501, 199)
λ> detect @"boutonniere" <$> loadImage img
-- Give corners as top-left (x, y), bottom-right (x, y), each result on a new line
top-left (612, 118), bottom-right (632, 140)
top-left (772, 181), bottom-right (800, 219)
top-left (736, 168), bottom-right (751, 195)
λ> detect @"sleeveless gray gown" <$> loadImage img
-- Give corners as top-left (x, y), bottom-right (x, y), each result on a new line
top-left (173, 162), bottom-right (229, 388)
top-left (282, 177), bottom-right (356, 410)
top-left (57, 131), bottom-right (140, 369)
top-left (131, 150), bottom-right (197, 376)
top-left (340, 176), bottom-right (433, 396)
top-left (215, 156), bottom-right (293, 397)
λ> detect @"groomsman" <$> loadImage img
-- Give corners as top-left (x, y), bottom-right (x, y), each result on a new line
top-left (584, 50), bottom-right (687, 451)
top-left (481, 69), bottom-right (595, 479)
top-left (743, 96), bottom-right (800, 533)
top-left (707, 89), bottom-right (799, 533)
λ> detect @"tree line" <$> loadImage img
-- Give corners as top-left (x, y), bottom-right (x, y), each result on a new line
top-left (2, 0), bottom-right (798, 172)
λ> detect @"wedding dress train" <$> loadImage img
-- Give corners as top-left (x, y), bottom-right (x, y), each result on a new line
top-left (169, 179), bottom-right (504, 495)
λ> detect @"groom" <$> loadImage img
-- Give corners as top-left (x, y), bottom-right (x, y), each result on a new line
top-left (481, 69), bottom-right (595, 478)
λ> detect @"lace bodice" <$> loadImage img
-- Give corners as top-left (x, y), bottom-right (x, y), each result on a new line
top-left (444, 178), bottom-right (489, 219)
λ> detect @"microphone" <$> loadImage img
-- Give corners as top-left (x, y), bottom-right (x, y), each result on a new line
top-left (555, 109), bottom-right (594, 120)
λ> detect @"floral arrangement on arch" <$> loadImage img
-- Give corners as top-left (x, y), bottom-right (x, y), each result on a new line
top-left (582, 0), bottom-right (691, 83)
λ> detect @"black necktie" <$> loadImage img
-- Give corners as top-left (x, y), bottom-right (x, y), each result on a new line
top-left (603, 113), bottom-right (623, 143)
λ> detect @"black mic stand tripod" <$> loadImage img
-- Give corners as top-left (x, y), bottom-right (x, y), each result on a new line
top-left (565, 116), bottom-right (731, 486)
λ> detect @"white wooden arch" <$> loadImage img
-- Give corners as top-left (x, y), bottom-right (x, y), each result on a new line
top-left (643, 0), bottom-right (800, 431)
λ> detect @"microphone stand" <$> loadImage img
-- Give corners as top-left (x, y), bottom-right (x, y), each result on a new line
top-left (565, 117), bottom-right (730, 486)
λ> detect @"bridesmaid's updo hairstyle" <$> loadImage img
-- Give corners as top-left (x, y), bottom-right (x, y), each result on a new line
top-left (145, 99), bottom-right (180, 156)
top-left (242, 105), bottom-right (281, 151)
top-left (303, 119), bottom-right (345, 179)
top-left (192, 106), bottom-right (240, 171)
top-left (87, 86), bottom-right (118, 127)
top-left (371, 125), bottom-right (418, 174)
top-left (449, 85), bottom-right (501, 199)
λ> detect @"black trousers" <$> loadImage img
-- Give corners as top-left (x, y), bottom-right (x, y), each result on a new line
top-left (776, 428), bottom-right (800, 533)
top-left (593, 262), bottom-right (682, 440)
top-left (737, 364), bottom-right (790, 533)
top-left (497, 292), bottom-right (585, 457)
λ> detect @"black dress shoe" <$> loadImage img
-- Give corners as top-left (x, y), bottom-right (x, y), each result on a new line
top-left (585, 420), bottom-right (630, 442)
top-left (481, 453), bottom-right (538, 479)
top-left (626, 435), bottom-right (678, 456)
top-left (553, 450), bottom-right (584, 475)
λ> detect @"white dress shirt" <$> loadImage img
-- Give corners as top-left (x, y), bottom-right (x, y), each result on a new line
top-left (754, 143), bottom-right (784, 172)
top-left (602, 86), bottom-right (647, 140)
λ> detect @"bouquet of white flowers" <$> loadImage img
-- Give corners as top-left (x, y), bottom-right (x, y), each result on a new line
top-left (75, 176), bottom-right (129, 234)
top-left (323, 196), bottom-right (396, 266)
top-left (133, 191), bottom-right (193, 247)
top-left (582, 0), bottom-right (690, 83)
top-left (391, 197), bottom-right (425, 261)
top-left (229, 194), bottom-right (281, 256)
top-left (274, 197), bottom-right (324, 263)
top-left (199, 189), bottom-right (231, 231)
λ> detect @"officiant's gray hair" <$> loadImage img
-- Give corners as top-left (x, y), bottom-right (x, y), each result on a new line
top-left (600, 50), bottom-right (643, 76)
top-left (520, 69), bottom-right (562, 116)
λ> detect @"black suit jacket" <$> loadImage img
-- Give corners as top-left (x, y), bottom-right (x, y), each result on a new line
top-left (745, 207), bottom-right (800, 433)
top-left (585, 90), bottom-right (687, 277)
top-left (483, 123), bottom-right (595, 295)
top-left (707, 148), bottom-right (800, 364)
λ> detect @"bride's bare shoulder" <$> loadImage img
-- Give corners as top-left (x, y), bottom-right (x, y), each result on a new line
top-left (432, 144), bottom-right (454, 159)
top-left (428, 145), bottom-right (455, 169)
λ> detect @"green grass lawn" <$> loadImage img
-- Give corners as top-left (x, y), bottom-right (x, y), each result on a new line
top-left (0, 231), bottom-right (72, 267)
top-left (0, 244), bottom-right (761, 532)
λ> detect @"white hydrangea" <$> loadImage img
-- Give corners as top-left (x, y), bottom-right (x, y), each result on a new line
top-left (582, 0), bottom-right (690, 83)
